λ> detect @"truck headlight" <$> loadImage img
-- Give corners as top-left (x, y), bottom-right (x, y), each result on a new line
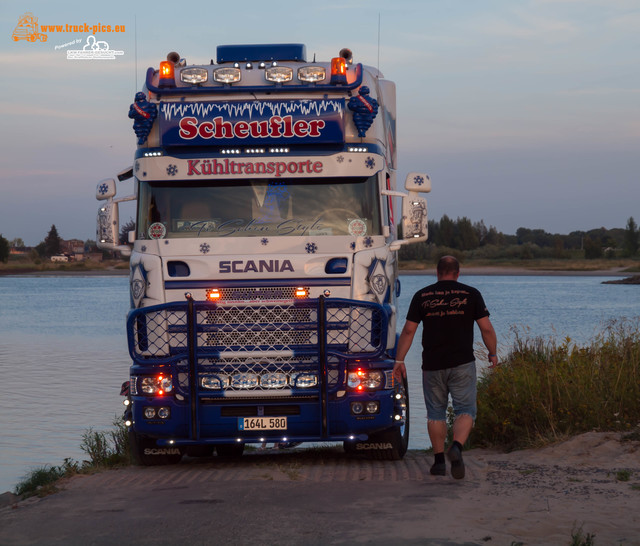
top-left (201, 375), bottom-right (229, 390)
top-left (260, 373), bottom-right (288, 388)
top-left (347, 369), bottom-right (383, 390)
top-left (140, 374), bottom-right (173, 395)
top-left (291, 373), bottom-right (318, 388)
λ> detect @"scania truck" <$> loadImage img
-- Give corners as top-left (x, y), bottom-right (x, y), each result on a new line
top-left (96, 43), bottom-right (431, 464)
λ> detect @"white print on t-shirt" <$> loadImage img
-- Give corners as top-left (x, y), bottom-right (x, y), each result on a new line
top-left (420, 288), bottom-right (470, 317)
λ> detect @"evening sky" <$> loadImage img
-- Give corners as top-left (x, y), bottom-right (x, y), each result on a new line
top-left (1, 0), bottom-right (638, 245)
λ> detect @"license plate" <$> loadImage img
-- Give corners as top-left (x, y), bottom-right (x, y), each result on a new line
top-left (238, 417), bottom-right (287, 431)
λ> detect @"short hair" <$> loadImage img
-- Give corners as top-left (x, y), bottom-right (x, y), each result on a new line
top-left (437, 255), bottom-right (459, 277)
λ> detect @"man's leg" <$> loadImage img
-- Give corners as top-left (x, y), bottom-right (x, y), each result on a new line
top-left (423, 370), bottom-right (448, 476)
top-left (427, 419), bottom-right (447, 454)
top-left (447, 361), bottom-right (477, 479)
top-left (452, 414), bottom-right (473, 446)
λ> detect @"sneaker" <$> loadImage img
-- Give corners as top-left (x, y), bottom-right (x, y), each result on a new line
top-left (447, 444), bottom-right (465, 479)
top-left (430, 462), bottom-right (446, 476)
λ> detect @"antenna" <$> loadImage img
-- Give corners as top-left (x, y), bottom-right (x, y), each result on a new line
top-left (377, 12), bottom-right (381, 74)
top-left (134, 14), bottom-right (138, 92)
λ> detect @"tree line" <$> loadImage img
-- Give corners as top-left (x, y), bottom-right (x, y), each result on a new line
top-left (2, 217), bottom-right (639, 264)
top-left (399, 215), bottom-right (640, 261)
top-left (0, 225), bottom-right (100, 263)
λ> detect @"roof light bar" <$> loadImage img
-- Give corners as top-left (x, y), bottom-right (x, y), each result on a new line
top-left (265, 66), bottom-right (293, 83)
top-left (180, 67), bottom-right (208, 84)
top-left (213, 67), bottom-right (241, 83)
top-left (298, 66), bottom-right (326, 83)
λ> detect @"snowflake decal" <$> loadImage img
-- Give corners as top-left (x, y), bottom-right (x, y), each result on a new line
top-left (365, 157), bottom-right (375, 169)
top-left (305, 242), bottom-right (317, 254)
top-left (413, 175), bottom-right (425, 186)
top-left (363, 236), bottom-right (374, 248)
top-left (141, 245), bottom-right (147, 252)
top-left (336, 155), bottom-right (345, 163)
top-left (167, 164), bottom-right (178, 176)
top-left (350, 242), bottom-right (356, 250)
top-left (200, 243), bottom-right (210, 254)
top-left (134, 161), bottom-right (140, 172)
top-left (261, 238), bottom-right (269, 246)
top-left (98, 183), bottom-right (109, 196)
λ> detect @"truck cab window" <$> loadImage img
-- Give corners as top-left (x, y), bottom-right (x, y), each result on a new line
top-left (137, 176), bottom-right (381, 239)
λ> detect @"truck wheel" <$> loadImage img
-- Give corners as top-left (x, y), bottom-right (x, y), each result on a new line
top-left (129, 429), bottom-right (183, 466)
top-left (344, 376), bottom-right (410, 461)
top-left (216, 443), bottom-right (244, 458)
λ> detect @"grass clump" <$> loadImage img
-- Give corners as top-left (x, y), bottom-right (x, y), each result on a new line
top-left (14, 417), bottom-right (130, 499)
top-left (14, 459), bottom-right (79, 497)
top-left (570, 524), bottom-right (596, 546)
top-left (474, 319), bottom-right (640, 450)
top-left (80, 417), bottom-right (130, 467)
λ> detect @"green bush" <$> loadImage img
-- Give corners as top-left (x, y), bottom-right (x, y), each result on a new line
top-left (80, 416), bottom-right (130, 467)
top-left (474, 319), bottom-right (640, 449)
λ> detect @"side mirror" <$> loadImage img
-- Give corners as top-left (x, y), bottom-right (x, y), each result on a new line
top-left (96, 179), bottom-right (117, 200)
top-left (96, 201), bottom-right (132, 257)
top-left (94, 167), bottom-right (136, 257)
top-left (404, 172), bottom-right (431, 193)
top-left (97, 201), bottom-right (119, 248)
top-left (385, 173), bottom-right (431, 251)
top-left (401, 195), bottom-right (428, 241)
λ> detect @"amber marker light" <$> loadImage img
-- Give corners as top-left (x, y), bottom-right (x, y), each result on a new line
top-left (294, 287), bottom-right (309, 298)
top-left (159, 60), bottom-right (176, 88)
top-left (207, 289), bottom-right (221, 301)
top-left (160, 61), bottom-right (174, 78)
top-left (330, 57), bottom-right (347, 85)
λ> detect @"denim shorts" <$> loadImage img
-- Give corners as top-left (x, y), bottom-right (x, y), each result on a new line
top-left (422, 361), bottom-right (477, 421)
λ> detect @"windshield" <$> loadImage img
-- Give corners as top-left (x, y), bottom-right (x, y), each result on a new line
top-left (137, 176), bottom-right (381, 239)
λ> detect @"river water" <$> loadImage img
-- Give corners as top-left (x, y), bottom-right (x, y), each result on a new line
top-left (1, 273), bottom-right (638, 492)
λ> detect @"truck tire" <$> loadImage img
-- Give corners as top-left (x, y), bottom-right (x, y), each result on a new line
top-left (344, 376), bottom-right (410, 461)
top-left (216, 442), bottom-right (244, 458)
top-left (129, 429), bottom-right (183, 466)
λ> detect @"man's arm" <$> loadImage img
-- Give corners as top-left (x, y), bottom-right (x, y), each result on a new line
top-left (393, 319), bottom-right (419, 380)
top-left (477, 316), bottom-right (498, 368)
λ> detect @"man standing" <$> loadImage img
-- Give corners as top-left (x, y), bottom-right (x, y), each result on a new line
top-left (393, 256), bottom-right (498, 479)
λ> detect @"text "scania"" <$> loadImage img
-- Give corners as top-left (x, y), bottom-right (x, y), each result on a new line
top-left (219, 259), bottom-right (294, 274)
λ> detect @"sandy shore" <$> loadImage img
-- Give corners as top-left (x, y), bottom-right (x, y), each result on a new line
top-left (1, 432), bottom-right (638, 545)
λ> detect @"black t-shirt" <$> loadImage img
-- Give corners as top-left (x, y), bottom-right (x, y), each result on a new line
top-left (406, 280), bottom-right (490, 371)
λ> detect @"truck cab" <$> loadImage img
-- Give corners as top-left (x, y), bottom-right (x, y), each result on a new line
top-left (97, 43), bottom-right (430, 463)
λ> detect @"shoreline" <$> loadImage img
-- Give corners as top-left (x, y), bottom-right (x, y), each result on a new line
top-left (400, 266), bottom-right (631, 277)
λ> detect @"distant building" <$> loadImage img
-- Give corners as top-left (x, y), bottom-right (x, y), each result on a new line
top-left (59, 239), bottom-right (85, 261)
